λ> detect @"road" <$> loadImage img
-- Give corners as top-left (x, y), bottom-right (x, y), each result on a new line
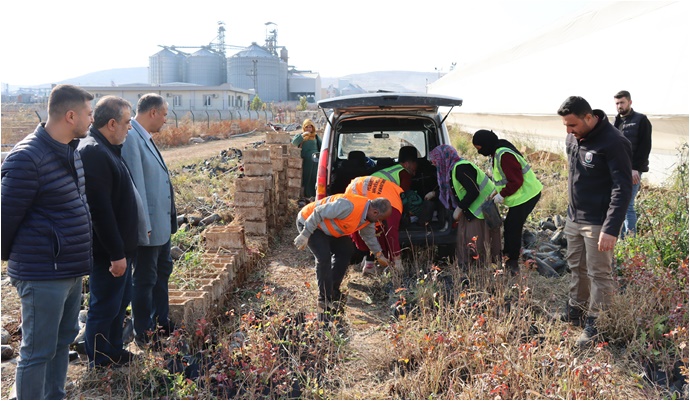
top-left (448, 113), bottom-right (688, 186)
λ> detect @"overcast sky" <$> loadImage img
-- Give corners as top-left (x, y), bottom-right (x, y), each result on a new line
top-left (0, 0), bottom-right (601, 86)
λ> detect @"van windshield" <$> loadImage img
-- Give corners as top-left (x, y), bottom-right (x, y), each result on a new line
top-left (337, 131), bottom-right (427, 160)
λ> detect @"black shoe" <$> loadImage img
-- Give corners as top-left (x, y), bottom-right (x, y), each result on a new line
top-left (115, 350), bottom-right (140, 367)
top-left (576, 316), bottom-right (599, 348)
top-left (552, 301), bottom-right (585, 327)
top-left (92, 350), bottom-right (140, 369)
top-left (506, 258), bottom-right (520, 276)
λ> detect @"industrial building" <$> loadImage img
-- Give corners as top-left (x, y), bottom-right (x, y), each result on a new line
top-left (148, 23), bottom-right (320, 104)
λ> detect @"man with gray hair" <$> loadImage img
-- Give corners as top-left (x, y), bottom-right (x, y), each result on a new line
top-left (78, 96), bottom-right (144, 368)
top-left (121, 93), bottom-right (178, 347)
top-left (294, 194), bottom-right (391, 313)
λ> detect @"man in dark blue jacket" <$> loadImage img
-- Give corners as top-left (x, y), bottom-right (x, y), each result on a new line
top-left (78, 96), bottom-right (144, 368)
top-left (556, 96), bottom-right (632, 348)
top-left (1, 84), bottom-right (94, 400)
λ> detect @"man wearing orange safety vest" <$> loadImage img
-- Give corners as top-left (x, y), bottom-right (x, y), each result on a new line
top-left (295, 193), bottom-right (392, 312)
top-left (345, 176), bottom-right (404, 276)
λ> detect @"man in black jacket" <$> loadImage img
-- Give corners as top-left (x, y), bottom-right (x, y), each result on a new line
top-left (556, 96), bottom-right (632, 348)
top-left (78, 96), bottom-right (144, 368)
top-left (1, 84), bottom-right (93, 399)
top-left (613, 90), bottom-right (652, 237)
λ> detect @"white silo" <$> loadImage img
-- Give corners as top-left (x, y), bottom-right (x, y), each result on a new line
top-left (186, 47), bottom-right (225, 86)
top-left (149, 47), bottom-right (185, 84)
top-left (227, 43), bottom-right (287, 103)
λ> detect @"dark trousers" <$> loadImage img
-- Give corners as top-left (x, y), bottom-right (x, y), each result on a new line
top-left (306, 229), bottom-right (354, 303)
top-left (503, 192), bottom-right (541, 261)
top-left (85, 254), bottom-right (133, 366)
top-left (131, 240), bottom-right (173, 339)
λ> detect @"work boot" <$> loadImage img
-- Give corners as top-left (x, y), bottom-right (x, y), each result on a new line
top-left (552, 301), bottom-right (585, 327)
top-left (505, 258), bottom-right (520, 276)
top-left (576, 316), bottom-right (600, 348)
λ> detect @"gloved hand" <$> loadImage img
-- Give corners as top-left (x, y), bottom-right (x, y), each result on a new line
top-left (424, 191), bottom-right (436, 201)
top-left (293, 233), bottom-right (309, 250)
top-left (393, 257), bottom-right (403, 271)
top-left (453, 207), bottom-right (462, 221)
top-left (493, 193), bottom-right (504, 204)
top-left (375, 252), bottom-right (389, 267)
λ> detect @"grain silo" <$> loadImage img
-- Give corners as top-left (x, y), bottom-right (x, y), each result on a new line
top-left (149, 47), bottom-right (185, 84)
top-left (227, 42), bottom-right (288, 102)
top-left (185, 47), bottom-right (225, 86)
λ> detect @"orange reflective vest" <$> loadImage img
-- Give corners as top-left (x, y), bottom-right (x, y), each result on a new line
top-left (345, 176), bottom-right (404, 214)
top-left (299, 193), bottom-right (371, 237)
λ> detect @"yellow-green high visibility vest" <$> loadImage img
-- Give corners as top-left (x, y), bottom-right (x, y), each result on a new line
top-left (372, 164), bottom-right (404, 186)
top-left (451, 160), bottom-right (495, 219)
top-left (492, 147), bottom-right (543, 207)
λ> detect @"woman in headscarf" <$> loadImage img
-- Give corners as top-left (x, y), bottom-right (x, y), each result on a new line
top-left (472, 130), bottom-right (543, 276)
top-left (428, 144), bottom-right (501, 268)
top-left (292, 118), bottom-right (322, 199)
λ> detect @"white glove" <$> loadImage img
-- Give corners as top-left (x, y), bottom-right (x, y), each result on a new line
top-left (424, 191), bottom-right (436, 201)
top-left (493, 193), bottom-right (504, 204)
top-left (294, 233), bottom-right (309, 250)
top-left (453, 207), bottom-right (462, 221)
top-left (393, 257), bottom-right (403, 271)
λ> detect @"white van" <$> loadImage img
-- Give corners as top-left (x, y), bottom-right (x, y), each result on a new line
top-left (314, 92), bottom-right (464, 248)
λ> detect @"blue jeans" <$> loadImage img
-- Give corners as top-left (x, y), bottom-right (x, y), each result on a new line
top-left (85, 254), bottom-right (133, 366)
top-left (621, 180), bottom-right (641, 238)
top-left (131, 240), bottom-right (173, 339)
top-left (11, 276), bottom-right (83, 400)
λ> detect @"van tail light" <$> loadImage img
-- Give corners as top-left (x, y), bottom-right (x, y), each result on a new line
top-left (316, 148), bottom-right (329, 200)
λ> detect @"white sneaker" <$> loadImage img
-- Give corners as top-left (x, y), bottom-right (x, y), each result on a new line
top-left (362, 260), bottom-right (377, 276)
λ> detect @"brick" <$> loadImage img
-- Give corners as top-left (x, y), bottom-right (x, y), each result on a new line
top-left (244, 220), bottom-right (268, 235)
top-left (235, 177), bottom-right (268, 193)
top-left (265, 132), bottom-right (291, 144)
top-left (264, 175), bottom-right (275, 190)
top-left (234, 191), bottom-right (267, 207)
top-left (288, 147), bottom-right (301, 158)
top-left (243, 163), bottom-right (272, 177)
top-left (268, 144), bottom-right (288, 158)
top-left (288, 158), bottom-right (302, 168)
top-left (235, 206), bottom-right (267, 222)
top-left (287, 186), bottom-right (301, 199)
top-left (203, 225), bottom-right (246, 250)
top-left (287, 177), bottom-right (301, 188)
top-left (287, 168), bottom-right (301, 179)
top-left (243, 148), bottom-right (271, 163)
top-left (271, 158), bottom-right (286, 172)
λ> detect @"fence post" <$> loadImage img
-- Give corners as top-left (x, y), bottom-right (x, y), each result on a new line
top-left (204, 110), bottom-right (210, 129)
top-left (170, 109), bottom-right (178, 128)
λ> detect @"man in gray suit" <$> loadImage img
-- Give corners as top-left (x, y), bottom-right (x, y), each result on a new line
top-left (121, 93), bottom-right (177, 347)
